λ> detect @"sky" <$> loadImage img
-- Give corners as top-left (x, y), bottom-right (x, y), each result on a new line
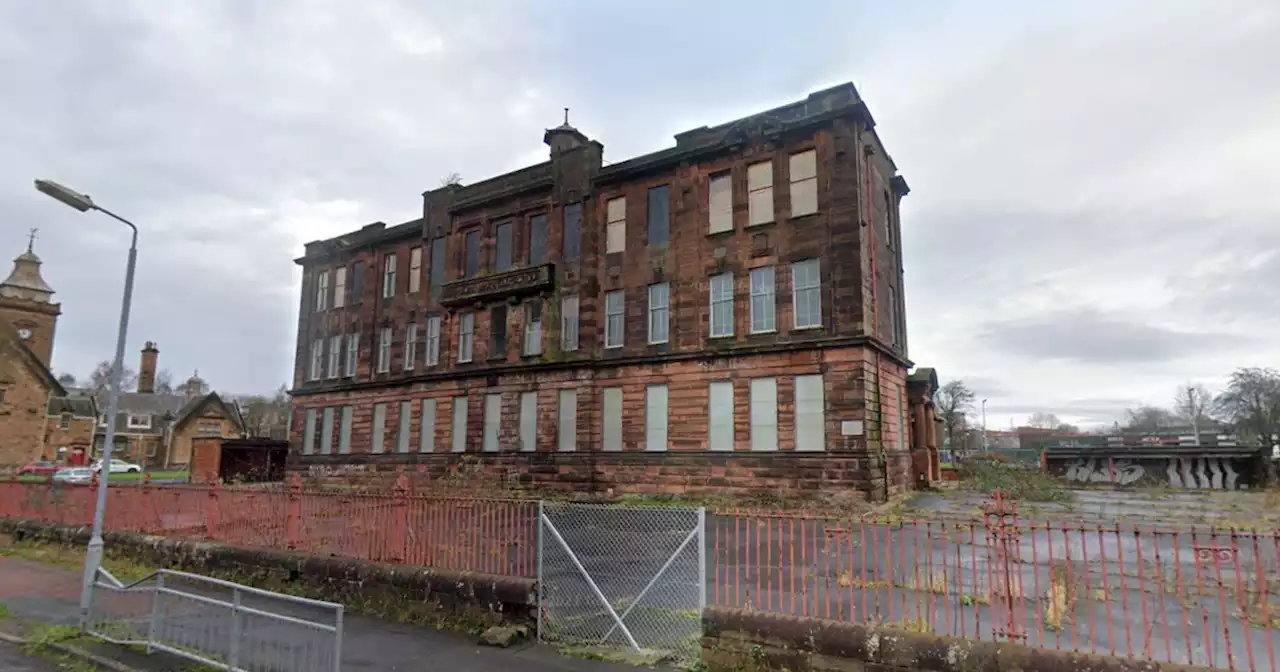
top-left (1, 1), bottom-right (1276, 428)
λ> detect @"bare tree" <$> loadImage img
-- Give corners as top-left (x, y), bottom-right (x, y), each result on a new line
top-left (154, 369), bottom-right (175, 394)
top-left (235, 385), bottom-right (291, 440)
top-left (935, 380), bottom-right (977, 454)
top-left (88, 360), bottom-right (137, 393)
top-left (1215, 368), bottom-right (1280, 449)
top-left (1173, 382), bottom-right (1213, 445)
top-left (440, 172), bottom-right (462, 187)
top-left (1124, 405), bottom-right (1179, 432)
top-left (1028, 412), bottom-right (1061, 429)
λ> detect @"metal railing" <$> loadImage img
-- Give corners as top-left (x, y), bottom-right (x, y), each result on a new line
top-left (709, 498), bottom-right (1280, 671)
top-left (0, 479), bottom-right (537, 578)
top-left (89, 568), bottom-right (343, 671)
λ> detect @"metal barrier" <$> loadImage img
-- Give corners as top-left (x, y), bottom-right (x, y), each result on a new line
top-left (89, 567), bottom-right (343, 671)
top-left (538, 502), bottom-right (706, 663)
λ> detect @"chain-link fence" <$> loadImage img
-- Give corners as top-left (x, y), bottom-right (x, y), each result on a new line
top-left (538, 502), bottom-right (705, 663)
top-left (89, 568), bottom-right (344, 671)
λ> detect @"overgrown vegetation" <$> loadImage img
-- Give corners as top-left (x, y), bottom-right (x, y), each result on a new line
top-left (958, 454), bottom-right (1075, 502)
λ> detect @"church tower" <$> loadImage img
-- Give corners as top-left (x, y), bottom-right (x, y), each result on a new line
top-left (0, 230), bottom-right (61, 367)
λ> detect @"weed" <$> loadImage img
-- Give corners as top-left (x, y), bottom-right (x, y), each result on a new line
top-left (958, 458), bottom-right (1075, 503)
top-left (21, 623), bottom-right (84, 655)
top-left (0, 603), bottom-right (10, 620)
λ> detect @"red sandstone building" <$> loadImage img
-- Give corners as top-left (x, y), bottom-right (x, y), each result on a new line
top-left (289, 83), bottom-right (941, 499)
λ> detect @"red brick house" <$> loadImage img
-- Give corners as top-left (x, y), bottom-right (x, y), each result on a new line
top-left (289, 83), bottom-right (940, 500)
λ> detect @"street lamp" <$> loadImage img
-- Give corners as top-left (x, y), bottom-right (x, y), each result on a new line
top-left (34, 179), bottom-right (138, 628)
top-left (981, 399), bottom-right (988, 452)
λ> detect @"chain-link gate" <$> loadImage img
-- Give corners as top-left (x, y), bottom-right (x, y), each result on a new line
top-left (537, 502), bottom-right (705, 662)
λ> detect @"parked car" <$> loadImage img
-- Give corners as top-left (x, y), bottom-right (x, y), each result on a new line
top-left (90, 459), bottom-right (141, 474)
top-left (17, 460), bottom-right (60, 476)
top-left (52, 467), bottom-right (95, 485)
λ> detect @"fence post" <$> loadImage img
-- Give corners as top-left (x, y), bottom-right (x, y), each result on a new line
top-left (140, 473), bottom-right (154, 533)
top-left (983, 488), bottom-right (1025, 643)
top-left (205, 480), bottom-right (220, 540)
top-left (285, 473), bottom-right (302, 550)
top-left (391, 471), bottom-right (409, 562)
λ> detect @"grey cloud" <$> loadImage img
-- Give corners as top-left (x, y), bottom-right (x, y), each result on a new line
top-left (977, 309), bottom-right (1248, 365)
top-left (2, 0), bottom-right (1278, 411)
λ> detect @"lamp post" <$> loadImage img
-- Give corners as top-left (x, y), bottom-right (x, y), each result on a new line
top-left (981, 399), bottom-right (988, 452)
top-left (34, 179), bottom-right (138, 627)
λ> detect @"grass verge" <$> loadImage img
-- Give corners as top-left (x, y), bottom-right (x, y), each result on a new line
top-left (0, 538), bottom-right (155, 583)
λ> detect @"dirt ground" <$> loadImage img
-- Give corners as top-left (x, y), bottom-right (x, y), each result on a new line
top-left (899, 484), bottom-right (1280, 529)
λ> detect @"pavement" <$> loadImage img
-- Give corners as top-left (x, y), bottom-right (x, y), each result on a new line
top-left (0, 555), bottom-right (646, 672)
top-left (0, 640), bottom-right (64, 671)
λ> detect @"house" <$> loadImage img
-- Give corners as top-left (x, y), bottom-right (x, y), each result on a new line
top-left (289, 83), bottom-right (939, 499)
top-left (90, 343), bottom-right (243, 469)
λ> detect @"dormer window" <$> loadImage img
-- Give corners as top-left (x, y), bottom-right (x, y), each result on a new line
top-left (126, 414), bottom-right (151, 429)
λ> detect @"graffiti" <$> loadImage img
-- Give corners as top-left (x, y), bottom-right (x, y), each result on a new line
top-left (307, 464), bottom-right (370, 478)
top-left (1061, 457), bottom-right (1243, 489)
top-left (1065, 458), bottom-right (1145, 484)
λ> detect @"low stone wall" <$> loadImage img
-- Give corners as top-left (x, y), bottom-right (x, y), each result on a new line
top-left (0, 519), bottom-right (535, 632)
top-left (290, 450), bottom-right (914, 502)
top-left (702, 608), bottom-right (1206, 672)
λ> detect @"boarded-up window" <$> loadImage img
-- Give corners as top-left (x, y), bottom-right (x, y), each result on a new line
top-left (709, 381), bottom-right (734, 451)
top-left (483, 394), bottom-right (501, 453)
top-left (520, 392), bottom-right (538, 452)
top-left (646, 385), bottom-right (668, 452)
top-left (708, 173), bottom-right (733, 233)
top-left (303, 409), bottom-right (317, 455)
top-left (602, 388), bottom-right (623, 451)
top-left (747, 161), bottom-right (774, 226)
top-left (750, 378), bottom-right (778, 452)
top-left (409, 246), bottom-right (423, 293)
top-left (451, 396), bottom-right (468, 453)
top-left (338, 406), bottom-right (352, 454)
top-left (419, 399), bottom-right (436, 452)
top-left (789, 150), bottom-right (818, 217)
top-left (606, 197), bottom-right (626, 253)
top-left (795, 374), bottom-right (825, 452)
top-left (558, 390), bottom-right (577, 452)
top-left (397, 401), bottom-right (412, 453)
top-left (320, 408), bottom-right (334, 455)
top-left (372, 403), bottom-right (387, 453)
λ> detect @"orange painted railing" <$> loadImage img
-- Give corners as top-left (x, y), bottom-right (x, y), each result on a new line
top-left (0, 477), bottom-right (537, 579)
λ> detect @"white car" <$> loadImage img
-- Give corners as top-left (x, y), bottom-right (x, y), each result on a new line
top-left (90, 459), bottom-right (141, 474)
top-left (53, 467), bottom-right (95, 484)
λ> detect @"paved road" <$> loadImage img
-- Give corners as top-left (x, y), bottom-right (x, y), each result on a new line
top-left (0, 640), bottom-right (62, 671)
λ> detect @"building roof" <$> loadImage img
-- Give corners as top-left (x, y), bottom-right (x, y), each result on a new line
top-left (172, 392), bottom-right (241, 432)
top-left (0, 245), bottom-right (56, 303)
top-left (46, 395), bottom-right (96, 417)
top-left (89, 390), bottom-right (189, 417)
top-left (298, 82), bottom-right (882, 263)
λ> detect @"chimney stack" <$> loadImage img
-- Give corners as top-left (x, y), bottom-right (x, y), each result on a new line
top-left (138, 341), bottom-right (159, 394)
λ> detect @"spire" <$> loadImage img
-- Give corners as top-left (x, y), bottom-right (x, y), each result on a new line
top-left (27, 228), bottom-right (37, 253)
top-left (0, 234), bottom-right (55, 303)
top-left (543, 106), bottom-right (588, 156)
